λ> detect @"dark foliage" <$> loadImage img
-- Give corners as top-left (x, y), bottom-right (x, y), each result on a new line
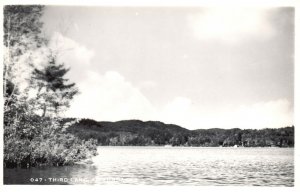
top-left (3, 5), bottom-right (96, 169)
top-left (67, 118), bottom-right (294, 147)
top-left (30, 54), bottom-right (79, 116)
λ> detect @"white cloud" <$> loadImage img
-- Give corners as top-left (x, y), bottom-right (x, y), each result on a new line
top-left (160, 97), bottom-right (192, 122)
top-left (158, 96), bottom-right (201, 128)
top-left (49, 32), bottom-right (94, 63)
top-left (187, 8), bottom-right (275, 43)
top-left (160, 98), bottom-right (293, 129)
top-left (48, 32), bottom-right (95, 80)
top-left (66, 73), bottom-right (293, 130)
top-left (63, 67), bottom-right (292, 129)
top-left (138, 80), bottom-right (157, 89)
top-left (65, 71), bottom-right (156, 121)
top-left (232, 99), bottom-right (293, 129)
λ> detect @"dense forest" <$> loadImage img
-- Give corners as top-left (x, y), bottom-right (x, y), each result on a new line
top-left (3, 5), bottom-right (97, 168)
top-left (67, 118), bottom-right (294, 147)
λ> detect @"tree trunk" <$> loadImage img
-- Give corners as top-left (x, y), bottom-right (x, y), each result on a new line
top-left (42, 103), bottom-right (46, 117)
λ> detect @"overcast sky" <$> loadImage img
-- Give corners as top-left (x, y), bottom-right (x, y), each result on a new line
top-left (41, 6), bottom-right (294, 129)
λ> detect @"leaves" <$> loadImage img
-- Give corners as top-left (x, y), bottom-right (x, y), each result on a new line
top-left (67, 119), bottom-right (294, 147)
top-left (30, 54), bottom-right (78, 117)
top-left (3, 5), bottom-right (96, 168)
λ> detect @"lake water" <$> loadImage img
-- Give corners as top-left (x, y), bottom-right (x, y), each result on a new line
top-left (4, 147), bottom-right (294, 186)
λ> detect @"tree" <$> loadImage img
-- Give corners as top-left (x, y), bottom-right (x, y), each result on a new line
top-left (3, 5), bottom-right (47, 144)
top-left (3, 5), bottom-right (46, 109)
top-left (3, 5), bottom-right (97, 168)
top-left (30, 54), bottom-right (79, 117)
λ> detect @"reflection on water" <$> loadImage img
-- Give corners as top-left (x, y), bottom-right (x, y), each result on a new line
top-left (4, 147), bottom-right (294, 186)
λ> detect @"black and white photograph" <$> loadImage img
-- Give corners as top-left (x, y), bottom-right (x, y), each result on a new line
top-left (1, 0), bottom-right (298, 189)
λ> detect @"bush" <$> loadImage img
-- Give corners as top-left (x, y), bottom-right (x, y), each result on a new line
top-left (4, 117), bottom-right (98, 168)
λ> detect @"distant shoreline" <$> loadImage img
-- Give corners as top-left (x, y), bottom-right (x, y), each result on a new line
top-left (66, 118), bottom-right (294, 148)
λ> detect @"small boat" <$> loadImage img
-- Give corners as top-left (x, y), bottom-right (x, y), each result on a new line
top-left (233, 145), bottom-right (238, 148)
top-left (164, 145), bottom-right (172, 147)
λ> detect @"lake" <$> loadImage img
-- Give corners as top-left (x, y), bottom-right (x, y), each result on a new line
top-left (4, 147), bottom-right (294, 186)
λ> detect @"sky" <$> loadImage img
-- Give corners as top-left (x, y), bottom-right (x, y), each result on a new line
top-left (41, 6), bottom-right (294, 129)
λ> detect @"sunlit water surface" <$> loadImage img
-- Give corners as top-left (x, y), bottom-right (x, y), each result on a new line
top-left (4, 147), bottom-right (294, 186)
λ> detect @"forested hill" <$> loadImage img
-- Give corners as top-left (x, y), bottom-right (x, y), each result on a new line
top-left (66, 118), bottom-right (294, 147)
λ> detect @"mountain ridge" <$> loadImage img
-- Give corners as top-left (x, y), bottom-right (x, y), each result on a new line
top-left (66, 118), bottom-right (294, 147)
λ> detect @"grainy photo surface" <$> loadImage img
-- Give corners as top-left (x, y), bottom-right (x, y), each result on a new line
top-left (3, 5), bottom-right (294, 186)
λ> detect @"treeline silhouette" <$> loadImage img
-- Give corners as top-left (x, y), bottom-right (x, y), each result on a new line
top-left (66, 118), bottom-right (294, 147)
